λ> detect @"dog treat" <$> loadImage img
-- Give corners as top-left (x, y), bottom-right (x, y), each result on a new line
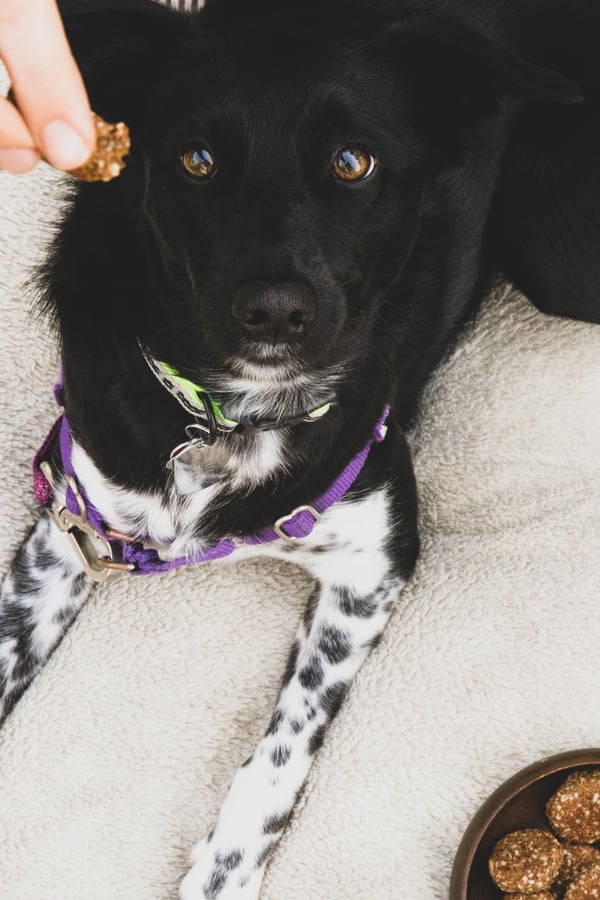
top-left (501, 893), bottom-right (555, 899)
top-left (546, 770), bottom-right (600, 843)
top-left (556, 843), bottom-right (600, 888)
top-left (67, 113), bottom-right (130, 182)
top-left (564, 862), bottom-right (600, 899)
top-left (6, 90), bottom-right (129, 182)
top-left (489, 829), bottom-right (563, 893)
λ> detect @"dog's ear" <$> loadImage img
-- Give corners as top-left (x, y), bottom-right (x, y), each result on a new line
top-left (377, 17), bottom-right (583, 142)
top-left (58, 0), bottom-right (189, 126)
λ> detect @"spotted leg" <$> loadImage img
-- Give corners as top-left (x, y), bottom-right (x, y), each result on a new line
top-left (179, 483), bottom-right (416, 900)
top-left (0, 513), bottom-right (92, 724)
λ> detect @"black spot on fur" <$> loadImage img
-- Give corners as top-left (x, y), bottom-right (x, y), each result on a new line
top-left (319, 625), bottom-right (352, 664)
top-left (368, 632), bottom-right (383, 651)
top-left (321, 682), bottom-right (348, 720)
top-left (303, 587), bottom-right (320, 633)
top-left (35, 544), bottom-right (64, 570)
top-left (0, 689), bottom-right (19, 722)
top-left (216, 849), bottom-right (243, 871)
top-left (298, 655), bottom-right (324, 690)
top-left (290, 718), bottom-right (304, 735)
top-left (10, 552), bottom-right (40, 597)
top-left (281, 640), bottom-right (300, 687)
top-left (256, 842), bottom-right (276, 868)
top-left (0, 600), bottom-right (32, 642)
top-left (309, 723), bottom-right (327, 754)
top-left (205, 869), bottom-right (226, 899)
top-left (53, 606), bottom-right (75, 626)
top-left (72, 572), bottom-right (89, 596)
top-left (0, 603), bottom-right (37, 680)
top-left (336, 587), bottom-right (377, 618)
top-left (266, 708), bottom-right (284, 736)
top-left (32, 532), bottom-right (46, 556)
top-left (271, 744), bottom-right (291, 767)
top-left (263, 812), bottom-right (289, 834)
top-left (10, 647), bottom-right (39, 684)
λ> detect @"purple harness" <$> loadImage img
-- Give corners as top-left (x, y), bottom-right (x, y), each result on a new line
top-left (33, 385), bottom-right (390, 578)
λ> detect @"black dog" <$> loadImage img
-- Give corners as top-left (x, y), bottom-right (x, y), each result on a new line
top-left (1, 1), bottom-right (598, 896)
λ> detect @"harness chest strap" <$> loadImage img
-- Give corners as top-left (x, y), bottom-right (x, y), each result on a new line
top-left (33, 405), bottom-right (391, 580)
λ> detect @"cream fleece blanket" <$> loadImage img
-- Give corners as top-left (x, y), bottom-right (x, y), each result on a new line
top-left (1, 156), bottom-right (600, 900)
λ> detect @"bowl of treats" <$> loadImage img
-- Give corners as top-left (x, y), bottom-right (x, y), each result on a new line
top-left (450, 749), bottom-right (600, 899)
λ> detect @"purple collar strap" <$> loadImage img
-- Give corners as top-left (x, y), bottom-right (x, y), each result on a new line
top-left (34, 403), bottom-right (390, 579)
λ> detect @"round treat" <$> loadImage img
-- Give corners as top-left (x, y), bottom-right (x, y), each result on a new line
top-left (68, 113), bottom-right (130, 183)
top-left (556, 844), bottom-right (600, 888)
top-left (489, 829), bottom-right (563, 892)
top-left (564, 862), bottom-right (600, 899)
top-left (546, 770), bottom-right (600, 843)
top-left (5, 91), bottom-right (128, 182)
top-left (502, 893), bottom-right (555, 899)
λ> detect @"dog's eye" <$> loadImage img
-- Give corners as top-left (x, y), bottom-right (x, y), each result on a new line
top-left (179, 145), bottom-right (216, 179)
top-left (332, 147), bottom-right (376, 183)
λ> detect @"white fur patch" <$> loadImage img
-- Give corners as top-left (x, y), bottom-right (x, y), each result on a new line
top-left (70, 431), bottom-right (287, 557)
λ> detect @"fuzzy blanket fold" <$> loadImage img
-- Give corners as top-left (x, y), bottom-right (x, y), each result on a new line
top-left (1, 161), bottom-right (599, 900)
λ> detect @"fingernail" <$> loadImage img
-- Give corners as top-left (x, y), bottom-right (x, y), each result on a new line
top-left (42, 119), bottom-right (93, 170)
top-left (0, 148), bottom-right (40, 173)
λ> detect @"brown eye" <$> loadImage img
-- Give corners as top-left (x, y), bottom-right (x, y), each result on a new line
top-left (180, 145), bottom-right (216, 179)
top-left (332, 146), bottom-right (376, 182)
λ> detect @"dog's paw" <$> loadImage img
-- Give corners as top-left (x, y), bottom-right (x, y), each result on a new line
top-left (179, 838), bottom-right (263, 900)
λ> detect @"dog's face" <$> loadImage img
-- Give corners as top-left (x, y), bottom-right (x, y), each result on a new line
top-left (139, 24), bottom-right (428, 386)
top-left (59, 0), bottom-right (581, 401)
top-left (106, 3), bottom-right (450, 398)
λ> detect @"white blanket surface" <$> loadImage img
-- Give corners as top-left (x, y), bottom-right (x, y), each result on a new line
top-left (1, 162), bottom-right (599, 900)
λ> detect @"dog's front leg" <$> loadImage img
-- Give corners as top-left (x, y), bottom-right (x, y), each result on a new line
top-left (0, 512), bottom-right (92, 723)
top-left (180, 489), bottom-right (413, 899)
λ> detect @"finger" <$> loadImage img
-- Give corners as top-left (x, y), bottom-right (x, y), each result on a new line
top-left (0, 95), bottom-right (40, 172)
top-left (0, 0), bottom-right (95, 171)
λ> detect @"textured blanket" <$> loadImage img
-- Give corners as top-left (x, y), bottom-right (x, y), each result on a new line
top-left (1, 156), bottom-right (600, 900)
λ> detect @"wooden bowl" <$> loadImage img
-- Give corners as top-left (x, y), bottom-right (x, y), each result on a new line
top-left (450, 749), bottom-right (600, 899)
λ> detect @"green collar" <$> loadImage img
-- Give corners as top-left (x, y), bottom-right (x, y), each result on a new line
top-left (140, 346), bottom-right (334, 436)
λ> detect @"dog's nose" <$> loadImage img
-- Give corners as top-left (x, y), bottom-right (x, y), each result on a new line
top-left (231, 281), bottom-right (317, 343)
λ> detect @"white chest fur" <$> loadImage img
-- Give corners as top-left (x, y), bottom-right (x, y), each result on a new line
top-left (69, 439), bottom-right (394, 589)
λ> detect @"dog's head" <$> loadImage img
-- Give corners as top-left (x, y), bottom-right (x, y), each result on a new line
top-left (55, 0), bottom-right (581, 411)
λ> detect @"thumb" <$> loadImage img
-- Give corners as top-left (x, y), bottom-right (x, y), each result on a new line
top-left (0, 0), bottom-right (95, 170)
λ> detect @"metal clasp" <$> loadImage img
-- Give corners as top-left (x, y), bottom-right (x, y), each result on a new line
top-left (41, 463), bottom-right (135, 582)
top-left (273, 505), bottom-right (321, 542)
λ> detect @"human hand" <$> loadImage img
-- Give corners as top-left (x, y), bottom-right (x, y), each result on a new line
top-left (0, 0), bottom-right (95, 173)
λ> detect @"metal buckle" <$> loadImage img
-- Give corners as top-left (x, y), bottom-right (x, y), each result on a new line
top-left (273, 505), bottom-right (321, 542)
top-left (183, 395), bottom-right (221, 446)
top-left (41, 464), bottom-right (135, 582)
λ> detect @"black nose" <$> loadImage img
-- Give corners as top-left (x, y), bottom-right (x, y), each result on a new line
top-left (231, 281), bottom-right (317, 344)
